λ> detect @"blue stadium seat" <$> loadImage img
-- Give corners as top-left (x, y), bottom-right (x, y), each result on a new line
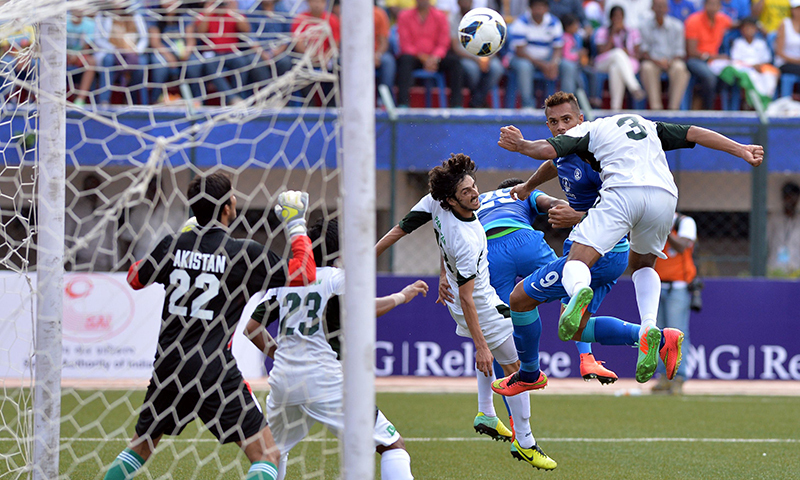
top-left (780, 73), bottom-right (800, 98)
top-left (412, 69), bottom-right (447, 108)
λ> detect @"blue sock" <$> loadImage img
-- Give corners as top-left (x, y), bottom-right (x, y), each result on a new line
top-left (511, 308), bottom-right (541, 382)
top-left (582, 316), bottom-right (638, 346)
top-left (492, 360), bottom-right (512, 417)
top-left (575, 341), bottom-right (592, 355)
top-left (581, 317), bottom-right (597, 343)
top-left (659, 332), bottom-right (666, 350)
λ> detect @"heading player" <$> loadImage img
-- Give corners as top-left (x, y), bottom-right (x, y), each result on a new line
top-left (102, 172), bottom-right (315, 480)
top-left (498, 91), bottom-right (763, 387)
top-left (245, 219), bottom-right (426, 480)
top-left (376, 154), bottom-right (557, 471)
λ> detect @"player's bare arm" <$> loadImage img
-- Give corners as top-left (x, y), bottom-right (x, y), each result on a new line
top-left (375, 225), bottom-right (407, 257)
top-left (376, 280), bottom-right (429, 317)
top-left (498, 125), bottom-right (558, 161)
top-left (244, 319), bottom-right (278, 358)
top-left (436, 255), bottom-right (455, 304)
top-left (459, 279), bottom-right (493, 376)
top-left (685, 126), bottom-right (764, 167)
top-left (509, 159), bottom-right (559, 201)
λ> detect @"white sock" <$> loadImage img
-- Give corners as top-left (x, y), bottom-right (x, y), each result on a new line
top-left (380, 448), bottom-right (414, 480)
top-left (632, 267), bottom-right (661, 337)
top-left (276, 452), bottom-right (288, 480)
top-left (563, 260), bottom-right (591, 298)
top-left (505, 392), bottom-right (535, 449)
top-left (476, 369), bottom-right (497, 416)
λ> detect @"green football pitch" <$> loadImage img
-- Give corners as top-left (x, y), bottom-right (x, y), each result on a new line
top-left (2, 390), bottom-right (799, 479)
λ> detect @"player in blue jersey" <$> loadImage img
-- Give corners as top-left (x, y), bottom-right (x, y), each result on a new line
top-left (439, 179), bottom-right (619, 384)
top-left (491, 92), bottom-right (683, 395)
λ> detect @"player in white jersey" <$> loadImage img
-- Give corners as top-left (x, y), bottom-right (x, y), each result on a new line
top-left (376, 154), bottom-right (558, 471)
top-left (245, 219), bottom-right (426, 480)
top-left (498, 99), bottom-right (763, 385)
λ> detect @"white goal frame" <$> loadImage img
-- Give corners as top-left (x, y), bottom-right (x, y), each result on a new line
top-left (29, 0), bottom-right (377, 477)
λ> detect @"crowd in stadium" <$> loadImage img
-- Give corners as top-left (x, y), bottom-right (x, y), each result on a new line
top-left (3, 0), bottom-right (800, 109)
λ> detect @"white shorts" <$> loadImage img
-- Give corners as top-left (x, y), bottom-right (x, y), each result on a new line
top-left (266, 396), bottom-right (401, 456)
top-left (490, 334), bottom-right (519, 366)
top-left (569, 186), bottom-right (677, 259)
top-left (449, 302), bottom-right (514, 352)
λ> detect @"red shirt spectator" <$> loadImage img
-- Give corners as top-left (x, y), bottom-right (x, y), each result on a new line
top-left (397, 4), bottom-right (450, 59)
top-left (196, 0), bottom-right (251, 54)
top-left (685, 9), bottom-right (732, 56)
top-left (375, 6), bottom-right (390, 53)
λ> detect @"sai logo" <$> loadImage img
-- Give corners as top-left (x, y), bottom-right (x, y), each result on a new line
top-left (63, 273), bottom-right (135, 342)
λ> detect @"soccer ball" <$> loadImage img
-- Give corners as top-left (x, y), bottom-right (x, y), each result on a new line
top-left (458, 8), bottom-right (507, 57)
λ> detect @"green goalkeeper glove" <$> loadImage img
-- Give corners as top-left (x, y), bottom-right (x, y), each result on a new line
top-left (274, 191), bottom-right (309, 238)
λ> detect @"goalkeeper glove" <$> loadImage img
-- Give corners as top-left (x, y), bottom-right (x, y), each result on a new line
top-left (181, 216), bottom-right (198, 232)
top-left (274, 191), bottom-right (309, 238)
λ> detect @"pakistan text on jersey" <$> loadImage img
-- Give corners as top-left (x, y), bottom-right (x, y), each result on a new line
top-left (172, 249), bottom-right (227, 273)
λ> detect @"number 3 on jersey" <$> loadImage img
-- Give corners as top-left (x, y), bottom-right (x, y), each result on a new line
top-left (616, 116), bottom-right (647, 140)
top-left (279, 292), bottom-right (322, 336)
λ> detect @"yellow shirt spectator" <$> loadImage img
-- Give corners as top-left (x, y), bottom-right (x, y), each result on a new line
top-left (753, 0), bottom-right (790, 32)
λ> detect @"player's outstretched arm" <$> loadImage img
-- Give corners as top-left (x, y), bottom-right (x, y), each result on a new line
top-left (686, 126), bottom-right (764, 167)
top-left (510, 160), bottom-right (559, 201)
top-left (498, 125), bottom-right (559, 161)
top-left (376, 280), bottom-right (429, 317)
top-left (244, 318), bottom-right (278, 358)
top-left (459, 279), bottom-right (494, 377)
top-left (275, 191), bottom-right (317, 286)
top-left (376, 225), bottom-right (408, 258)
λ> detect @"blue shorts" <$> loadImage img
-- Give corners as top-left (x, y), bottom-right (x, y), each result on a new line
top-left (521, 241), bottom-right (629, 314)
top-left (488, 229), bottom-right (558, 304)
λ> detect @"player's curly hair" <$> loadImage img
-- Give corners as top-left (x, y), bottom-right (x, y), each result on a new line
top-left (497, 178), bottom-right (525, 189)
top-left (187, 171), bottom-right (232, 226)
top-left (544, 91), bottom-right (580, 116)
top-left (429, 153), bottom-right (476, 211)
top-left (308, 217), bottom-right (339, 268)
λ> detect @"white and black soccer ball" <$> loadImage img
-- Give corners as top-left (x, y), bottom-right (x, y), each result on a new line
top-left (458, 8), bottom-right (507, 57)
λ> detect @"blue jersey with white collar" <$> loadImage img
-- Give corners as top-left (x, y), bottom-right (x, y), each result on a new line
top-left (477, 188), bottom-right (547, 232)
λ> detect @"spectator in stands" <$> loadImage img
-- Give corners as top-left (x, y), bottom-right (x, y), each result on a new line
top-left (65, 174), bottom-right (117, 272)
top-left (720, 16), bottom-right (779, 104)
top-left (291, 0), bottom-right (340, 64)
top-left (768, 181), bottom-right (800, 277)
top-left (549, 0), bottom-right (587, 29)
top-left (593, 5), bottom-right (646, 109)
top-left (752, 0), bottom-right (791, 33)
top-left (67, 11), bottom-right (97, 108)
top-left (94, 7), bottom-right (150, 105)
top-left (374, 1), bottom-right (396, 102)
top-left (119, 177), bottom-right (185, 264)
top-left (604, 0), bottom-right (653, 30)
top-left (560, 13), bottom-right (589, 94)
top-left (508, 0), bottom-right (565, 108)
top-left (685, 0), bottom-right (732, 109)
top-left (640, 0), bottom-right (690, 110)
top-left (668, 0), bottom-right (696, 22)
top-left (584, 0), bottom-right (605, 29)
top-left (652, 212), bottom-right (699, 395)
top-left (774, 0), bottom-right (800, 79)
top-left (450, 0), bottom-right (504, 107)
top-left (720, 0), bottom-right (751, 23)
top-left (396, 0), bottom-right (463, 107)
top-left (248, 0), bottom-right (294, 89)
top-left (196, 0), bottom-right (256, 106)
top-left (148, 0), bottom-right (204, 105)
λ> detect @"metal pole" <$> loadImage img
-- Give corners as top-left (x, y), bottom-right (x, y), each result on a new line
top-left (750, 122), bottom-right (768, 276)
top-left (340, 0), bottom-right (376, 478)
top-left (34, 12), bottom-right (66, 480)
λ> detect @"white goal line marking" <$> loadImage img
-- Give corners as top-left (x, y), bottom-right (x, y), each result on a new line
top-left (46, 437), bottom-right (800, 444)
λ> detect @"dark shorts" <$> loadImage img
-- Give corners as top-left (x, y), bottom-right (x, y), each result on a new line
top-left (135, 373), bottom-right (266, 444)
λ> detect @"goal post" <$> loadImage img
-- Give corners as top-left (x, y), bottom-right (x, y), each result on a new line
top-left (33, 7), bottom-right (66, 480)
top-left (340, 0), bottom-right (376, 478)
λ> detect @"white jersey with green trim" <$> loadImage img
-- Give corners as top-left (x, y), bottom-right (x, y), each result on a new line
top-left (406, 194), bottom-right (504, 316)
top-left (549, 114), bottom-right (679, 197)
top-left (267, 266), bottom-right (345, 405)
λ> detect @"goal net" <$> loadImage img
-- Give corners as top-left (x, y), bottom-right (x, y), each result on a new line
top-left (0, 0), bottom-right (371, 477)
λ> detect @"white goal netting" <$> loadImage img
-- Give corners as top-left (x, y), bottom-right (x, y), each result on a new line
top-left (0, 0), bottom-right (353, 477)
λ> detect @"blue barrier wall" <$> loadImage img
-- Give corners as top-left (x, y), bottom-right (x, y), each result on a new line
top-left (4, 109), bottom-right (799, 171)
top-left (375, 276), bottom-right (800, 380)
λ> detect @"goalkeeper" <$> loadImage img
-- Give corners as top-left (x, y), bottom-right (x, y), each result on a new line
top-left (245, 219), bottom-right (424, 480)
top-left (103, 172), bottom-right (315, 480)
